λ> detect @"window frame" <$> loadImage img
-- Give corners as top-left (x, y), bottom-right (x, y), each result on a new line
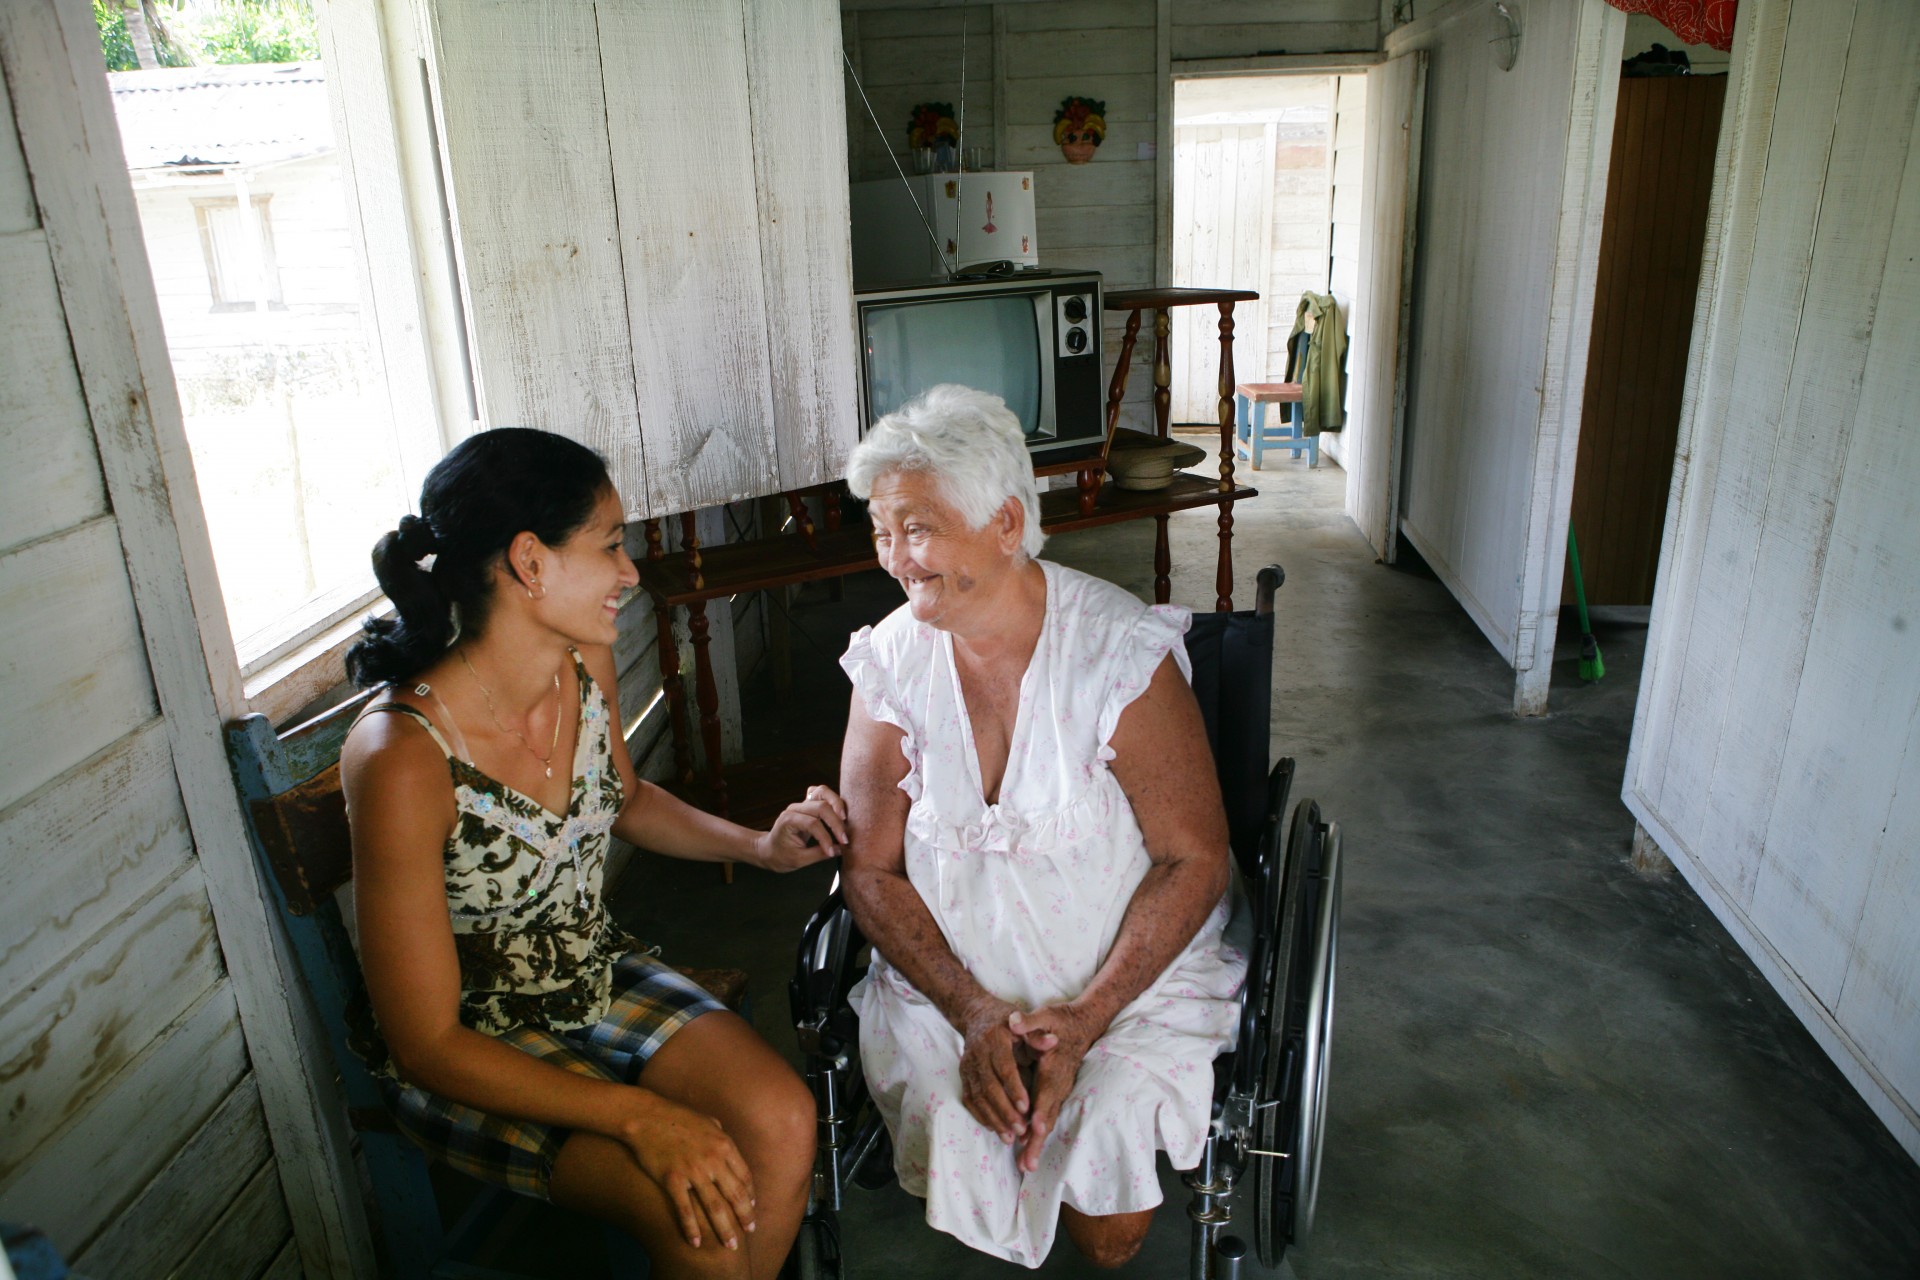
top-left (170, 0), bottom-right (474, 708)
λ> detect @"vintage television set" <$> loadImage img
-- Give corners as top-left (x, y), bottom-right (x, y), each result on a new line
top-left (854, 270), bottom-right (1106, 465)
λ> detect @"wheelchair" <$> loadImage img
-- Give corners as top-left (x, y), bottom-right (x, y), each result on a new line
top-left (787, 566), bottom-right (1343, 1278)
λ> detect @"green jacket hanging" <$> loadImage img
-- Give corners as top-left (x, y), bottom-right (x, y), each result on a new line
top-left (1288, 292), bottom-right (1349, 435)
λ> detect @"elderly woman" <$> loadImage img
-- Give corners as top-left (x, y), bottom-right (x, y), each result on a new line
top-left (838, 385), bottom-right (1247, 1269)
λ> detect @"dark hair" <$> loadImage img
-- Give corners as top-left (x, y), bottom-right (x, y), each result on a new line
top-left (346, 428), bottom-right (613, 687)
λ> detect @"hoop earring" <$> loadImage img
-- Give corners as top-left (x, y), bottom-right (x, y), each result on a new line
top-left (526, 579), bottom-right (544, 601)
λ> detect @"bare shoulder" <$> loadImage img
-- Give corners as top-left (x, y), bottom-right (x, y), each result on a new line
top-left (1109, 654), bottom-right (1209, 766)
top-left (341, 698), bottom-right (454, 813)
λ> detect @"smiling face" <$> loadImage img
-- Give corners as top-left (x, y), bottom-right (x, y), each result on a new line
top-left (535, 486), bottom-right (639, 645)
top-left (868, 469), bottom-right (1023, 632)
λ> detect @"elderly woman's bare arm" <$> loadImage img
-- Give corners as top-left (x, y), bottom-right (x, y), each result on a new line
top-left (839, 689), bottom-right (1037, 1143)
top-left (1009, 651), bottom-right (1231, 1170)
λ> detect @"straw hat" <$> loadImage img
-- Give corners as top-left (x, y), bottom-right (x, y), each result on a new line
top-left (1104, 427), bottom-right (1207, 491)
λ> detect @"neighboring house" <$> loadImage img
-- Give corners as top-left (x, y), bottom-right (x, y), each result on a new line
top-left (109, 62), bottom-right (362, 380)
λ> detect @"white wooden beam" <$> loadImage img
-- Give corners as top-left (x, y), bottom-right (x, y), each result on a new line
top-left (1511, 0), bottom-right (1624, 716)
top-left (0, 2), bottom-right (375, 1274)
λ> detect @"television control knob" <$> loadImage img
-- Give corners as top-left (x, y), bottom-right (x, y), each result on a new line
top-left (1063, 295), bottom-right (1088, 323)
top-left (1064, 326), bottom-right (1088, 354)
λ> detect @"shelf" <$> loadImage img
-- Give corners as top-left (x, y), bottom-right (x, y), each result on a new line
top-left (1040, 472), bottom-right (1257, 533)
top-left (638, 524), bottom-right (878, 607)
top-left (1105, 286), bottom-right (1260, 311)
top-left (637, 473), bottom-right (1256, 606)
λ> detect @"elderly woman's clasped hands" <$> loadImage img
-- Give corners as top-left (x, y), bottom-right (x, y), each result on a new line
top-left (959, 996), bottom-right (1110, 1172)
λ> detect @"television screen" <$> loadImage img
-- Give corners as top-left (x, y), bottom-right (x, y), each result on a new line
top-left (862, 295), bottom-right (1046, 438)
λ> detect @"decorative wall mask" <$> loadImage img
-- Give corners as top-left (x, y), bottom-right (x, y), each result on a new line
top-left (1053, 95), bottom-right (1107, 164)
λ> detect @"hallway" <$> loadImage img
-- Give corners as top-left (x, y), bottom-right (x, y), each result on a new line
top-left (607, 453), bottom-right (1920, 1278)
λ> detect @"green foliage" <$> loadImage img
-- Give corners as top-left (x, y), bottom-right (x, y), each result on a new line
top-left (95, 0), bottom-right (320, 71)
top-left (184, 0), bottom-right (320, 65)
top-left (94, 0), bottom-right (139, 71)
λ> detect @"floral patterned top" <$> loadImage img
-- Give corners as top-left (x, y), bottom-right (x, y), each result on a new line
top-left (350, 650), bottom-right (643, 1077)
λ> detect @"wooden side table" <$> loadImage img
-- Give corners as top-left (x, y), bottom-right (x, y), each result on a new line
top-left (1102, 287), bottom-right (1260, 611)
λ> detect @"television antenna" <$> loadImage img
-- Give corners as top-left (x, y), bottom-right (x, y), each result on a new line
top-left (842, 10), bottom-right (981, 279)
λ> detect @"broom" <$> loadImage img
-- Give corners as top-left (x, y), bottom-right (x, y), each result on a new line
top-left (1567, 528), bottom-right (1604, 682)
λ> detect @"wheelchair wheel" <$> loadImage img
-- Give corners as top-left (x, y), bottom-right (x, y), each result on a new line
top-left (1254, 804), bottom-right (1343, 1268)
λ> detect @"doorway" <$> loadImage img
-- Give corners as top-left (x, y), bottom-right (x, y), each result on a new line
top-left (1168, 75), bottom-right (1359, 431)
top-left (1554, 22), bottom-right (1730, 710)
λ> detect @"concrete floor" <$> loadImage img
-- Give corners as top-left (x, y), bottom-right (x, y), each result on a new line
top-left (592, 452), bottom-right (1920, 1279)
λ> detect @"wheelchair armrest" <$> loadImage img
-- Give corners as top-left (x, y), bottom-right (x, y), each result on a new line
top-left (790, 875), bottom-right (869, 1055)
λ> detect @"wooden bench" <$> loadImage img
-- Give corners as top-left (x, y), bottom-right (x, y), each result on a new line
top-left (228, 690), bottom-right (747, 1277)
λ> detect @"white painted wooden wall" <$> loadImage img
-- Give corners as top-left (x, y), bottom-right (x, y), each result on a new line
top-left (0, 3), bottom-right (374, 1275)
top-left (1387, 0), bottom-right (1622, 713)
top-left (844, 0), bottom-right (1380, 435)
top-left (1340, 50), bottom-right (1424, 561)
top-left (1626, 0), bottom-right (1920, 1163)
top-left (426, 0), bottom-right (861, 522)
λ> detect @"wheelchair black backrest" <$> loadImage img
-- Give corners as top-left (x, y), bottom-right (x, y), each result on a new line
top-left (1183, 565), bottom-right (1283, 878)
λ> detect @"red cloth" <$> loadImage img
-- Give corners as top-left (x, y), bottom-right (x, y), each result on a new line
top-left (1606, 0), bottom-right (1736, 53)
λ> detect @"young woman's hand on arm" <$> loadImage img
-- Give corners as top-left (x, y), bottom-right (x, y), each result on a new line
top-left (342, 710), bottom-right (757, 1251)
top-left (579, 645), bottom-right (847, 872)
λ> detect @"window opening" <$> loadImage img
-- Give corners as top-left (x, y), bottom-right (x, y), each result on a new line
top-left (104, 13), bottom-right (436, 673)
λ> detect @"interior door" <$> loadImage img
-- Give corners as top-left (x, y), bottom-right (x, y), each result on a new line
top-left (1344, 50), bottom-right (1426, 561)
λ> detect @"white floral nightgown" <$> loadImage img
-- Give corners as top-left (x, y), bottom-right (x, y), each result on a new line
top-left (838, 560), bottom-right (1247, 1268)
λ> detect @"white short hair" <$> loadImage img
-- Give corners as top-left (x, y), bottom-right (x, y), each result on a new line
top-left (847, 384), bottom-right (1046, 559)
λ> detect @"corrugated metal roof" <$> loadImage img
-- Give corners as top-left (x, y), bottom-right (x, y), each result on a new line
top-left (108, 61), bottom-right (334, 171)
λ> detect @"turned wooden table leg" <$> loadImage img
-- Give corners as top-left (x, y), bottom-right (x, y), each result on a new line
top-left (1215, 301), bottom-right (1238, 612)
top-left (1152, 307), bottom-right (1173, 439)
top-left (687, 599), bottom-right (732, 883)
top-left (680, 513), bottom-right (730, 883)
top-left (1106, 308), bottom-right (1143, 438)
top-left (645, 519), bottom-right (695, 789)
top-left (1154, 514), bottom-right (1172, 605)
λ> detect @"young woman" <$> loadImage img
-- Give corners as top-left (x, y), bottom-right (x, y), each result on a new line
top-left (341, 428), bottom-right (844, 1280)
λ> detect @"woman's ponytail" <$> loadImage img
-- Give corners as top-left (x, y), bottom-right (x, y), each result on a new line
top-left (345, 515), bottom-right (455, 687)
top-left (344, 428), bottom-right (612, 688)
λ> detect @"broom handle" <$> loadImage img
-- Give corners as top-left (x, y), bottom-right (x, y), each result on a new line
top-left (1567, 527), bottom-right (1593, 633)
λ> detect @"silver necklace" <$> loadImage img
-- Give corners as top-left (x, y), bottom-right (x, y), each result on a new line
top-left (459, 649), bottom-right (564, 778)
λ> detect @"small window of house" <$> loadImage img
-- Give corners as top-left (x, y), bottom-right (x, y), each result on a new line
top-left (192, 194), bottom-right (285, 310)
top-left (102, 4), bottom-right (442, 674)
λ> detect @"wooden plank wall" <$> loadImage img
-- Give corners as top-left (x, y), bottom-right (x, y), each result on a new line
top-left (427, 0), bottom-right (860, 522)
top-left (1340, 50), bottom-right (1425, 561)
top-left (1566, 73), bottom-right (1725, 606)
top-left (844, 0), bottom-right (1379, 432)
top-left (0, 45), bottom-right (292, 1280)
top-left (1625, 0), bottom-right (1920, 1162)
top-left (1388, 0), bottom-right (1620, 708)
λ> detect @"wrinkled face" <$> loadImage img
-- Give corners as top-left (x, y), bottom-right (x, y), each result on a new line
top-left (539, 487), bottom-right (639, 645)
top-left (868, 470), bottom-right (1018, 632)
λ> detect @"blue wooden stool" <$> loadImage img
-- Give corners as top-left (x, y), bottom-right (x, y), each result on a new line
top-left (1235, 380), bottom-right (1317, 469)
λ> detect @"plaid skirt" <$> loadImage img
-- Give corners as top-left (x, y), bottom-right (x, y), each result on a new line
top-left (384, 951), bottom-right (726, 1200)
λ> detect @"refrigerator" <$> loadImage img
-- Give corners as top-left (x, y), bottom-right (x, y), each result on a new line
top-left (850, 172), bottom-right (1038, 286)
